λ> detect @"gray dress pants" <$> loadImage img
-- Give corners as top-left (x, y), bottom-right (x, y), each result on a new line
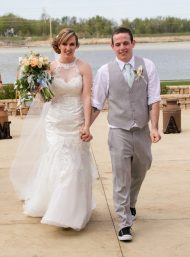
top-left (108, 125), bottom-right (152, 229)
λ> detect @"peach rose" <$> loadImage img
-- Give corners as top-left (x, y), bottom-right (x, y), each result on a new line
top-left (30, 57), bottom-right (39, 67)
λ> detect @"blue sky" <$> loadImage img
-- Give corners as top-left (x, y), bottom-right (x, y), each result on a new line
top-left (0, 0), bottom-right (189, 22)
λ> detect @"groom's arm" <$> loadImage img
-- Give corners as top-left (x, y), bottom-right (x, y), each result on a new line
top-left (149, 101), bottom-right (161, 143)
top-left (90, 65), bottom-right (108, 125)
top-left (90, 107), bottom-right (100, 125)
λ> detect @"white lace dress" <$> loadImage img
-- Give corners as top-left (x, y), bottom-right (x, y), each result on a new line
top-left (11, 60), bottom-right (96, 230)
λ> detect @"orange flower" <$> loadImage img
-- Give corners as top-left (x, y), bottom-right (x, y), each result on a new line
top-left (30, 57), bottom-right (39, 67)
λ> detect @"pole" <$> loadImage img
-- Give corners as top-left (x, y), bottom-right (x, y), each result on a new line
top-left (49, 17), bottom-right (52, 40)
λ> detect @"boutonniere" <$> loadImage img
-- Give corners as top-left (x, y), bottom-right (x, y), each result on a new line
top-left (134, 65), bottom-right (143, 80)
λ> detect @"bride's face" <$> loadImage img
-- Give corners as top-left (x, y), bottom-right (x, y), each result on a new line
top-left (59, 36), bottom-right (78, 59)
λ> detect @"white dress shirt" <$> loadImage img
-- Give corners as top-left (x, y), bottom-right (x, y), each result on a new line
top-left (92, 56), bottom-right (161, 111)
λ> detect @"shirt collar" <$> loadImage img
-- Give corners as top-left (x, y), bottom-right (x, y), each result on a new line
top-left (116, 56), bottom-right (135, 71)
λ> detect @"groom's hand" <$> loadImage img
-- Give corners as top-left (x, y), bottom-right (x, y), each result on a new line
top-left (81, 132), bottom-right (93, 142)
top-left (151, 128), bottom-right (161, 143)
top-left (80, 126), bottom-right (93, 142)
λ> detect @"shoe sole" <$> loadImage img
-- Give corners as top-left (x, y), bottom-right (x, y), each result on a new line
top-left (118, 235), bottom-right (133, 241)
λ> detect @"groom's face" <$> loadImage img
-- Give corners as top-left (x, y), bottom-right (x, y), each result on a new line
top-left (111, 32), bottom-right (135, 62)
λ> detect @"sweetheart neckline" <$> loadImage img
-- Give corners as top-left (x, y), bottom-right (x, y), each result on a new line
top-left (54, 75), bottom-right (81, 84)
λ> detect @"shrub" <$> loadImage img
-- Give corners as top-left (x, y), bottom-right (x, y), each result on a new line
top-left (160, 80), bottom-right (190, 94)
top-left (0, 84), bottom-right (16, 99)
top-left (160, 85), bottom-right (169, 94)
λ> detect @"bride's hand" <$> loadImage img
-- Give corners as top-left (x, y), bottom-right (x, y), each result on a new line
top-left (80, 125), bottom-right (93, 142)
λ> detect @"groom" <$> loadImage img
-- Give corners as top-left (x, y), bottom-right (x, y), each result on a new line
top-left (90, 27), bottom-right (161, 241)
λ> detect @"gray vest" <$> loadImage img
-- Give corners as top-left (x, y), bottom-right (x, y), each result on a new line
top-left (108, 56), bottom-right (149, 130)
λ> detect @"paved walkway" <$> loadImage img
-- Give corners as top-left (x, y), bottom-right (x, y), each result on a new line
top-left (0, 110), bottom-right (190, 257)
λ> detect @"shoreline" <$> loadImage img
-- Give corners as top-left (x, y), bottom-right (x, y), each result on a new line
top-left (80, 35), bottom-right (190, 44)
top-left (0, 35), bottom-right (190, 47)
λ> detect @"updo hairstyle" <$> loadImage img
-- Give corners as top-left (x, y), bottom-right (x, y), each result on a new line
top-left (52, 28), bottom-right (79, 54)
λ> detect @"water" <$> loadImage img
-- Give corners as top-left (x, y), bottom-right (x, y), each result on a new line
top-left (0, 41), bottom-right (190, 83)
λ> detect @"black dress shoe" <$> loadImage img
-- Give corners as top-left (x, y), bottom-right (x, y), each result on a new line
top-left (130, 207), bottom-right (136, 220)
top-left (118, 226), bottom-right (132, 241)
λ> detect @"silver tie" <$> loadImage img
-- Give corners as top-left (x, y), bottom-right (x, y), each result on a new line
top-left (123, 63), bottom-right (135, 88)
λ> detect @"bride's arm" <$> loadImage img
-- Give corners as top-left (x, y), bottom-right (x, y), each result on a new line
top-left (79, 60), bottom-right (93, 141)
top-left (50, 61), bottom-right (56, 75)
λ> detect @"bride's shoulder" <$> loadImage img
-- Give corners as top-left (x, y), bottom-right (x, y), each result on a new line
top-left (76, 58), bottom-right (91, 68)
top-left (76, 59), bottom-right (92, 74)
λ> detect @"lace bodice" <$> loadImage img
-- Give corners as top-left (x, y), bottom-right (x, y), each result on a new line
top-left (46, 59), bottom-right (84, 134)
top-left (51, 59), bottom-right (83, 98)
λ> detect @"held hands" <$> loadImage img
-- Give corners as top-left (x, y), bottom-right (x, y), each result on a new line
top-left (150, 128), bottom-right (161, 143)
top-left (80, 125), bottom-right (93, 142)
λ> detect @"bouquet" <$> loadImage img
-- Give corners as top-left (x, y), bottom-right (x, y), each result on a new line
top-left (15, 52), bottom-right (54, 102)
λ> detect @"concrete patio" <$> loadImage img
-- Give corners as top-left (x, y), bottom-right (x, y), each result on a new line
top-left (0, 109), bottom-right (190, 257)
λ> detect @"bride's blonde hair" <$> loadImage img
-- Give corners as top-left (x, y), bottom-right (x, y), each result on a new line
top-left (52, 28), bottom-right (79, 54)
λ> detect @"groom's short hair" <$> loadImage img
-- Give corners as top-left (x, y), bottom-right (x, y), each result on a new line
top-left (111, 27), bottom-right (133, 44)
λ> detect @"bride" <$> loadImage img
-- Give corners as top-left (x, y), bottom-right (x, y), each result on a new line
top-left (10, 28), bottom-right (96, 230)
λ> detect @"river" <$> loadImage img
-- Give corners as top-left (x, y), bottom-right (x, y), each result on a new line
top-left (0, 41), bottom-right (190, 83)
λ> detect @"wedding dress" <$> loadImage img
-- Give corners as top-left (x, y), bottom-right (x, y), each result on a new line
top-left (10, 59), bottom-right (96, 230)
